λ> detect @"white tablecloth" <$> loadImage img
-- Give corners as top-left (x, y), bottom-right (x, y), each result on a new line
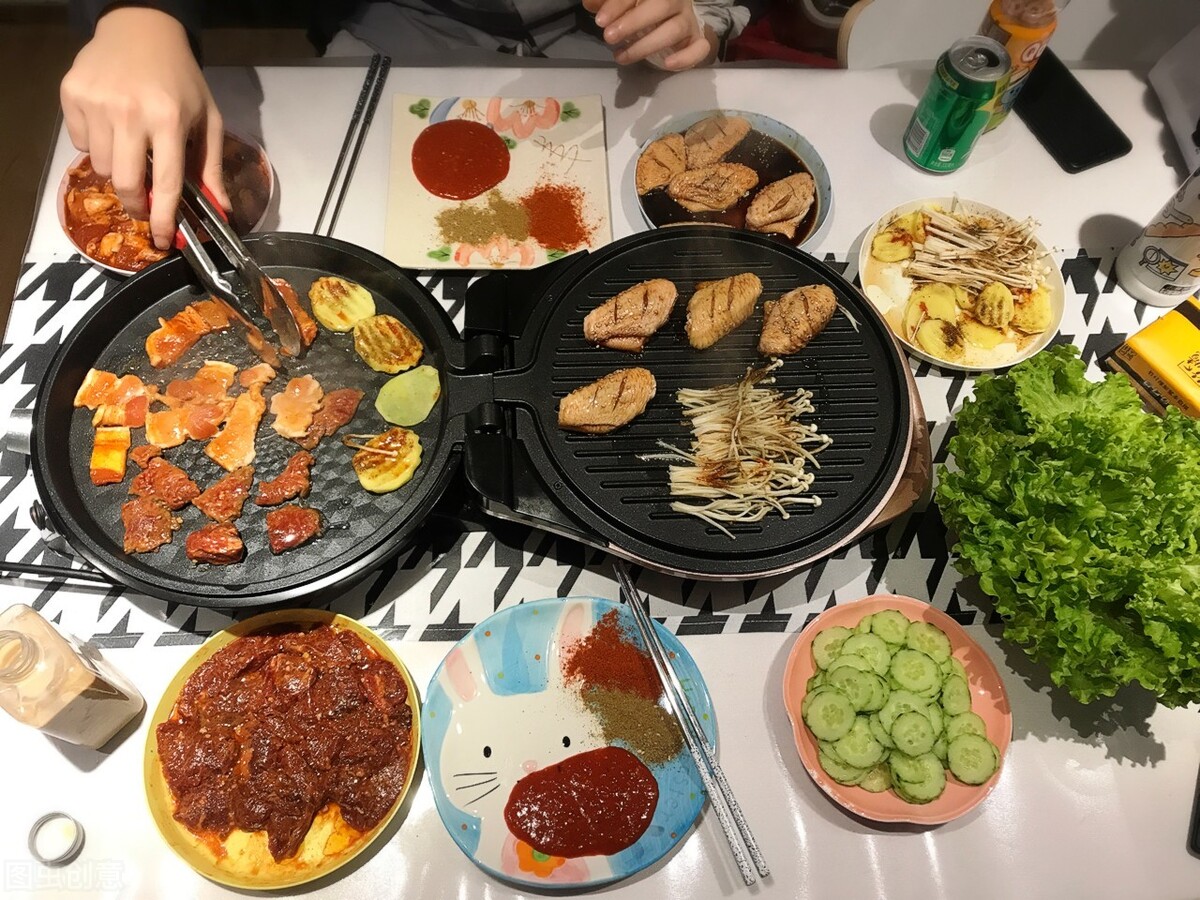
top-left (4, 63), bottom-right (1199, 900)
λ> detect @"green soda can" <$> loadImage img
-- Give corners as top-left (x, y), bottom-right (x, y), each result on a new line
top-left (904, 36), bottom-right (1011, 173)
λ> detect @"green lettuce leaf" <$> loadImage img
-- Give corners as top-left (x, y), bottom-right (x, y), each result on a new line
top-left (936, 345), bottom-right (1200, 706)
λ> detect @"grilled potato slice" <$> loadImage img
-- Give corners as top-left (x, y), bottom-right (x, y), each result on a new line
top-left (351, 427), bottom-right (422, 493)
top-left (952, 285), bottom-right (974, 311)
top-left (354, 314), bottom-right (423, 373)
top-left (1011, 285), bottom-right (1053, 334)
top-left (871, 228), bottom-right (914, 263)
top-left (915, 318), bottom-right (965, 362)
top-left (975, 282), bottom-right (1015, 328)
top-left (960, 318), bottom-right (1006, 349)
top-left (376, 366), bottom-right (441, 426)
top-left (904, 283), bottom-right (957, 340)
top-left (309, 276), bottom-right (376, 332)
top-left (896, 211), bottom-right (928, 244)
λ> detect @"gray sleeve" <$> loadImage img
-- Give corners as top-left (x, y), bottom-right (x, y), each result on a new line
top-left (692, 0), bottom-right (751, 40)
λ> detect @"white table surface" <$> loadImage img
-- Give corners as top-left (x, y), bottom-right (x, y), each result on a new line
top-left (6, 63), bottom-right (1200, 900)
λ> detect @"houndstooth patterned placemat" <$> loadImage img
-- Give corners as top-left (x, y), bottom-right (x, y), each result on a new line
top-left (0, 251), bottom-right (1163, 646)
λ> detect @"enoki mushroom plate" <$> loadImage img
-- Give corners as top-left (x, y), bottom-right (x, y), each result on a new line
top-left (856, 197), bottom-right (1065, 372)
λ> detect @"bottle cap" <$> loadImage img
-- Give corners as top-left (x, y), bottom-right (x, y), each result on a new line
top-left (28, 812), bottom-right (85, 866)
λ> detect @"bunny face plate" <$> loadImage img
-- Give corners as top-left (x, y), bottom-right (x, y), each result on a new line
top-left (423, 597), bottom-right (716, 889)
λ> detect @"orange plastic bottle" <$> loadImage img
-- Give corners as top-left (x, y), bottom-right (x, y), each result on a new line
top-left (979, 0), bottom-right (1070, 130)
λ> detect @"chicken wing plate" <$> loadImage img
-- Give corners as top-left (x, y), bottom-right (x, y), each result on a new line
top-left (758, 284), bottom-right (837, 356)
top-left (746, 173), bottom-right (816, 240)
top-left (583, 279), bottom-right (678, 353)
top-left (557, 368), bottom-right (657, 434)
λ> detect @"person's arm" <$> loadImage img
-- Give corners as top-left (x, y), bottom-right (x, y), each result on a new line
top-left (585, 0), bottom-right (749, 70)
top-left (60, 3), bottom-right (225, 250)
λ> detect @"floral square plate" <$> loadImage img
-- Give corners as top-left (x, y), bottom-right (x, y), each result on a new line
top-left (385, 94), bottom-right (612, 270)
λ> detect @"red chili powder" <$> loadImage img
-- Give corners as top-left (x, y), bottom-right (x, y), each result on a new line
top-left (520, 183), bottom-right (592, 251)
top-left (562, 609), bottom-right (661, 702)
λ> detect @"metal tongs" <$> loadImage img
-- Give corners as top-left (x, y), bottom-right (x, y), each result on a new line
top-left (169, 174), bottom-right (304, 368)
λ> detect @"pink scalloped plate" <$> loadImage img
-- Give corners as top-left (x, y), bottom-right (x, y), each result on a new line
top-left (783, 594), bottom-right (1012, 825)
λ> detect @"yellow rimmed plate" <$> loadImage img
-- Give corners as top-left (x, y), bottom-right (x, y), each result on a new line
top-left (143, 609), bottom-right (420, 890)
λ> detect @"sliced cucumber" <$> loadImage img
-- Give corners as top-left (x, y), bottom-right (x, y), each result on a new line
top-left (806, 672), bottom-right (826, 692)
top-left (905, 621), bottom-right (952, 663)
top-left (946, 711), bottom-right (988, 742)
top-left (942, 656), bottom-right (968, 682)
top-left (941, 675), bottom-right (972, 717)
top-left (889, 648), bottom-right (941, 693)
top-left (859, 762), bottom-right (892, 793)
top-left (878, 690), bottom-right (929, 732)
top-left (813, 626), bottom-right (854, 670)
top-left (801, 685), bottom-right (837, 719)
top-left (933, 735), bottom-right (948, 765)
top-left (888, 751), bottom-right (928, 784)
top-left (857, 674), bottom-right (889, 713)
top-left (891, 710), bottom-right (935, 756)
top-left (819, 749), bottom-right (869, 785)
top-left (803, 689), bottom-right (856, 741)
top-left (870, 609), bottom-right (910, 646)
top-left (827, 655), bottom-right (875, 674)
top-left (868, 712), bottom-right (895, 749)
top-left (894, 754), bottom-right (946, 803)
top-left (947, 734), bottom-right (999, 785)
top-left (826, 667), bottom-right (876, 711)
top-left (835, 717), bottom-right (886, 769)
top-left (855, 613), bottom-right (875, 635)
top-left (841, 633), bottom-right (891, 676)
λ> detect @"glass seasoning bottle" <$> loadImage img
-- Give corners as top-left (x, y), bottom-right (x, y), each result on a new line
top-left (0, 604), bottom-right (144, 750)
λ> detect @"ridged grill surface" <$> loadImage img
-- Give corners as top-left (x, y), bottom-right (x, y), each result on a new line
top-left (501, 228), bottom-right (910, 573)
top-left (35, 236), bottom-right (459, 606)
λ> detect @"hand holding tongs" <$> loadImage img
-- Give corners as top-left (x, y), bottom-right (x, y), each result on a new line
top-left (158, 166), bottom-right (304, 368)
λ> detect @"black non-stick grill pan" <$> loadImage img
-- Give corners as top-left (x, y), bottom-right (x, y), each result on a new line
top-left (33, 234), bottom-right (472, 606)
top-left (467, 226), bottom-right (912, 578)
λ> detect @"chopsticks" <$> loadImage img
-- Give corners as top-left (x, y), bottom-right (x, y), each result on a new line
top-left (313, 53), bottom-right (391, 237)
top-left (612, 562), bottom-right (769, 887)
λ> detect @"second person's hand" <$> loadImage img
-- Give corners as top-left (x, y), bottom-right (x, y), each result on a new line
top-left (60, 6), bottom-right (228, 250)
top-left (586, 0), bottom-right (716, 70)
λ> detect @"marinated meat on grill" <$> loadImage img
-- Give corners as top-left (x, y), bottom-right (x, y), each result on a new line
top-left (759, 284), bottom-right (837, 357)
top-left (130, 444), bottom-right (162, 468)
top-left (268, 277), bottom-right (318, 351)
top-left (682, 114), bottom-right (751, 169)
top-left (685, 273), bottom-right (763, 350)
top-left (185, 522), bottom-right (245, 565)
top-left (265, 505), bottom-right (323, 554)
top-left (145, 300), bottom-right (231, 368)
top-left (256, 451), bottom-right (314, 506)
top-left (239, 362), bottom-right (277, 390)
top-left (295, 388), bottom-right (363, 450)
top-left (557, 368), bottom-right (657, 434)
top-left (667, 163), bottom-right (759, 213)
top-left (130, 457), bottom-right (200, 510)
top-left (269, 376), bottom-right (324, 440)
top-left (122, 496), bottom-right (181, 553)
top-left (205, 385), bottom-right (267, 471)
top-left (86, 374), bottom-right (149, 427)
top-left (165, 361), bottom-right (238, 404)
top-left (636, 133), bottom-right (687, 195)
top-left (194, 466), bottom-right (255, 523)
top-left (90, 426), bottom-right (131, 486)
top-left (745, 173), bottom-right (816, 240)
top-left (74, 369), bottom-right (119, 408)
top-left (583, 279), bottom-right (678, 353)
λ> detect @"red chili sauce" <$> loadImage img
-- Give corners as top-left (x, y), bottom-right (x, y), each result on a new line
top-left (411, 119), bottom-right (510, 200)
top-left (504, 746), bottom-right (659, 858)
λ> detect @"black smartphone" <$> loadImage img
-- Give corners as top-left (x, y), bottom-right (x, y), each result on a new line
top-left (1013, 47), bottom-right (1132, 173)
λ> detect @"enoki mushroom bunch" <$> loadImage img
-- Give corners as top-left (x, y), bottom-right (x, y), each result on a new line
top-left (907, 206), bottom-right (1046, 293)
